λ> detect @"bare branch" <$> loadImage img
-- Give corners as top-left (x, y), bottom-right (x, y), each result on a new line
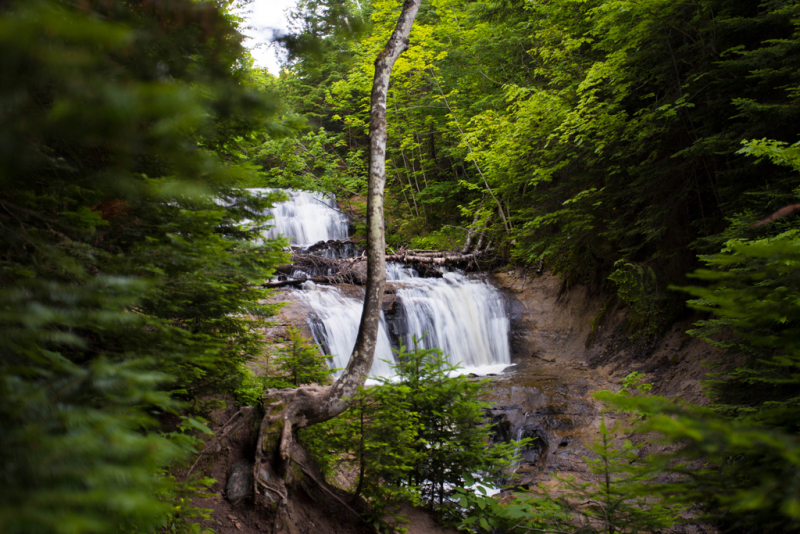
top-left (291, 459), bottom-right (378, 531)
top-left (751, 204), bottom-right (800, 227)
top-left (317, 0), bottom-right (422, 421)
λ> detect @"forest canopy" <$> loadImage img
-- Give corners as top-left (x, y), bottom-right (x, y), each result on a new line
top-left (267, 0), bottom-right (800, 295)
top-left (263, 0), bottom-right (800, 531)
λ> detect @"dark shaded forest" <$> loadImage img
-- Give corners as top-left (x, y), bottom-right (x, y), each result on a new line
top-left (0, 0), bottom-right (288, 531)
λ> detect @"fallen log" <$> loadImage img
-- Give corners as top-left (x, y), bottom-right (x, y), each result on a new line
top-left (263, 249), bottom-right (494, 288)
top-left (386, 249), bottom-right (492, 265)
top-left (263, 276), bottom-right (344, 289)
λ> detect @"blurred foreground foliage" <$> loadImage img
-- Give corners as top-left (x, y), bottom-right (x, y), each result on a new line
top-left (594, 139), bottom-right (800, 531)
top-left (0, 0), bottom-right (288, 532)
top-left (599, 391), bottom-right (800, 533)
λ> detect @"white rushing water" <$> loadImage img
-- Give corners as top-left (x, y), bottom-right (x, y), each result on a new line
top-left (261, 188), bottom-right (511, 378)
top-left (293, 282), bottom-right (396, 378)
top-left (295, 264), bottom-right (511, 379)
top-left (249, 188), bottom-right (349, 246)
top-left (391, 270), bottom-right (511, 373)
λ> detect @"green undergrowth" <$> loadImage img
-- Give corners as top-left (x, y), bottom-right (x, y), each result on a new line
top-left (408, 227), bottom-right (467, 251)
top-left (301, 339), bottom-right (523, 532)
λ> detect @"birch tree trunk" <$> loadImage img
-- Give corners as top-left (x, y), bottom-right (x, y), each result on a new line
top-left (250, 2), bottom-right (422, 531)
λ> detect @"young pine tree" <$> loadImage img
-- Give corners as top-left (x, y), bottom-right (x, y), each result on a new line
top-left (395, 341), bottom-right (518, 523)
top-left (302, 339), bottom-right (521, 529)
top-left (300, 382), bottom-right (421, 532)
top-left (457, 414), bottom-right (680, 534)
top-left (550, 417), bottom-right (680, 534)
top-left (273, 324), bottom-right (334, 387)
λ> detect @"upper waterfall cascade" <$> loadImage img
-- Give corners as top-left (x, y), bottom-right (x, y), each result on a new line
top-left (269, 188), bottom-right (511, 378)
top-left (250, 188), bottom-right (349, 246)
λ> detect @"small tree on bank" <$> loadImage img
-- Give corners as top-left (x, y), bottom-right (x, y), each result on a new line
top-left (398, 341), bottom-right (519, 522)
top-left (302, 339), bottom-right (521, 529)
top-left (274, 324), bottom-right (333, 387)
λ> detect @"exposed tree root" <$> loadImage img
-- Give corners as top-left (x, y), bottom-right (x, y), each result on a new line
top-left (185, 407), bottom-right (255, 480)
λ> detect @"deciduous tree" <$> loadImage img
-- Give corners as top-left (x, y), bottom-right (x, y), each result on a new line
top-left (248, 3), bottom-right (422, 532)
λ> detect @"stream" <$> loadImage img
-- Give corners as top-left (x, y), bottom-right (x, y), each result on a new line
top-left (258, 189), bottom-right (600, 483)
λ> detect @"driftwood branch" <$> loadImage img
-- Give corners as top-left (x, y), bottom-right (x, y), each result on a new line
top-left (185, 407), bottom-right (253, 480)
top-left (751, 204), bottom-right (800, 227)
top-left (291, 459), bottom-right (377, 531)
top-left (309, 195), bottom-right (355, 220)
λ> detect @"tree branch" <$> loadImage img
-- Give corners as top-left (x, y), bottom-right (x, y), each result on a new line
top-left (315, 0), bottom-right (422, 422)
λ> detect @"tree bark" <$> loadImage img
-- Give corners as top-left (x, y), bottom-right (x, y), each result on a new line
top-left (461, 200), bottom-right (485, 254)
top-left (310, 0), bottom-right (421, 421)
top-left (250, 1), bottom-right (422, 530)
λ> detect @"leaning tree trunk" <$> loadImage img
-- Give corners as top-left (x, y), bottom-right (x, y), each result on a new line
top-left (251, 2), bottom-right (422, 531)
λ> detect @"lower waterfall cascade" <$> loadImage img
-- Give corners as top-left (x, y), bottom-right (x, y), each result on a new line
top-left (292, 264), bottom-right (512, 378)
top-left (389, 270), bottom-right (511, 371)
top-left (294, 281), bottom-right (397, 378)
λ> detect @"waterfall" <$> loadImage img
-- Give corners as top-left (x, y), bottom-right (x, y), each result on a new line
top-left (390, 271), bottom-right (511, 375)
top-left (385, 263), bottom-right (418, 280)
top-left (293, 282), bottom-right (396, 378)
top-left (296, 264), bottom-right (511, 378)
top-left (249, 188), bottom-right (349, 246)
top-left (257, 188), bottom-right (511, 378)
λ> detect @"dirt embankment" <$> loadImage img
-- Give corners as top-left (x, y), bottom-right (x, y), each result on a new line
top-left (186, 398), bottom-right (438, 534)
top-left (489, 269), bottom-right (721, 534)
top-left (493, 270), bottom-right (717, 405)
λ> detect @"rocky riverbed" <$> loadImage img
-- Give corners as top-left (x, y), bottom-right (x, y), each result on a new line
top-left (268, 268), bottom-right (715, 486)
top-left (483, 358), bottom-right (602, 486)
top-left (191, 266), bottom-right (718, 534)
